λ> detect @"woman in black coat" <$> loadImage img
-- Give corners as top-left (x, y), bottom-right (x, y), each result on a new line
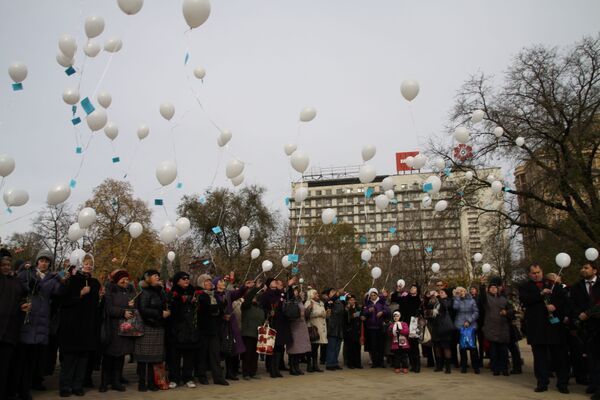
top-left (425, 289), bottom-right (455, 374)
top-left (134, 269), bottom-right (170, 392)
top-left (100, 270), bottom-right (136, 392)
top-left (400, 284), bottom-right (422, 372)
top-left (343, 294), bottom-right (363, 369)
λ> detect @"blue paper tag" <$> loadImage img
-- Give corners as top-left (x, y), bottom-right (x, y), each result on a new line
top-left (202, 260), bottom-right (210, 265)
top-left (299, 237), bottom-right (306, 245)
top-left (212, 226), bottom-right (222, 234)
top-left (80, 97), bottom-right (95, 115)
top-left (184, 52), bottom-right (190, 65)
top-left (389, 227), bottom-right (397, 233)
top-left (75, 146), bottom-right (82, 154)
top-left (111, 198), bottom-right (118, 206)
top-left (69, 179), bottom-right (77, 189)
top-left (425, 246), bottom-right (433, 253)
top-left (176, 182), bottom-right (183, 189)
top-left (71, 105), bottom-right (77, 115)
top-left (112, 156), bottom-right (120, 163)
top-left (6, 207), bottom-right (13, 214)
top-left (12, 83), bottom-right (23, 91)
top-left (288, 254), bottom-right (299, 262)
top-left (291, 267), bottom-right (299, 274)
top-left (199, 196), bottom-right (206, 204)
top-left (332, 217), bottom-right (338, 224)
top-left (365, 187), bottom-right (374, 198)
top-left (65, 66), bottom-right (76, 76)
top-left (503, 187), bottom-right (510, 192)
top-left (71, 117), bottom-right (81, 125)
top-left (444, 167), bottom-right (452, 177)
top-left (549, 317), bottom-right (560, 324)
top-left (423, 183), bottom-right (433, 192)
top-left (285, 197), bottom-right (290, 206)
top-left (390, 199), bottom-right (398, 204)
top-left (359, 236), bottom-right (367, 245)
top-left (154, 199), bottom-right (163, 206)
top-left (457, 190), bottom-right (464, 197)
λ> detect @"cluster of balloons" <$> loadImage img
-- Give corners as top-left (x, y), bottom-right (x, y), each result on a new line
top-left (159, 217), bottom-right (191, 244)
top-left (66, 207), bottom-right (97, 241)
top-left (1, 155), bottom-right (29, 209)
top-left (225, 159), bottom-right (245, 187)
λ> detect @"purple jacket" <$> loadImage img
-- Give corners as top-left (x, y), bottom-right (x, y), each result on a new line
top-left (362, 298), bottom-right (390, 330)
top-left (215, 285), bottom-right (247, 355)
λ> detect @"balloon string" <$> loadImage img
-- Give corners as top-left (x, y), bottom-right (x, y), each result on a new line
top-left (207, 148), bottom-right (223, 189)
top-left (121, 237), bottom-right (133, 267)
top-left (72, 135), bottom-right (94, 180)
top-left (123, 141), bottom-right (141, 179)
top-left (382, 255), bottom-right (395, 290)
top-left (91, 52), bottom-right (115, 99)
top-left (0, 177), bottom-right (5, 193)
top-left (0, 210), bottom-right (37, 227)
top-left (76, 50), bottom-right (88, 93)
top-left (342, 269), bottom-right (361, 291)
top-left (242, 260), bottom-right (253, 282)
top-left (253, 270), bottom-right (264, 281)
top-left (185, 72), bottom-right (223, 134)
top-left (291, 200), bottom-right (304, 256)
top-left (300, 224), bottom-right (324, 257)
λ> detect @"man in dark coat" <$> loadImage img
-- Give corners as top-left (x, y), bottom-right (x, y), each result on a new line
top-left (570, 262), bottom-right (600, 399)
top-left (519, 263), bottom-right (570, 394)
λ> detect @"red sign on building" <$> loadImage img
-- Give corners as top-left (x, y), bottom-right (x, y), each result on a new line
top-left (395, 151), bottom-right (419, 172)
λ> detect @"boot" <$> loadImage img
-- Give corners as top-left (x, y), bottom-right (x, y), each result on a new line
top-left (289, 356), bottom-right (300, 376)
top-left (147, 364), bottom-right (158, 391)
top-left (312, 356), bottom-right (323, 372)
top-left (112, 357), bottom-right (126, 392)
top-left (137, 363), bottom-right (147, 392)
top-left (444, 359), bottom-right (452, 374)
top-left (434, 356), bottom-right (444, 372)
top-left (270, 353), bottom-right (283, 378)
top-left (306, 354), bottom-right (315, 373)
top-left (99, 357), bottom-right (110, 392)
top-left (293, 356), bottom-right (304, 375)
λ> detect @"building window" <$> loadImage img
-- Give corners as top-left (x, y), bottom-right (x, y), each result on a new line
top-left (315, 190), bottom-right (322, 196)
top-left (325, 189), bottom-right (332, 195)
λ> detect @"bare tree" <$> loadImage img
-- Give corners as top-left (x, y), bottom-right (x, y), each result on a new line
top-left (31, 204), bottom-right (76, 269)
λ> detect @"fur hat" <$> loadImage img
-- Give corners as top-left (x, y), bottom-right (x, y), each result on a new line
top-left (112, 270), bottom-right (130, 284)
top-left (197, 273), bottom-right (212, 287)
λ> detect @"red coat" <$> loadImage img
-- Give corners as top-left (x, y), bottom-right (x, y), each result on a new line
top-left (388, 321), bottom-right (409, 350)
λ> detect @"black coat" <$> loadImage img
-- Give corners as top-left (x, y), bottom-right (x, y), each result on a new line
top-left (569, 278), bottom-right (600, 337)
top-left (261, 288), bottom-right (292, 347)
top-left (168, 284), bottom-right (201, 348)
top-left (103, 282), bottom-right (135, 357)
top-left (58, 272), bottom-right (101, 353)
top-left (518, 279), bottom-right (569, 345)
top-left (344, 304), bottom-right (362, 342)
top-left (326, 297), bottom-right (346, 338)
top-left (399, 294), bottom-right (422, 323)
top-left (138, 285), bottom-right (167, 327)
top-left (196, 290), bottom-right (225, 337)
top-left (0, 273), bottom-right (26, 344)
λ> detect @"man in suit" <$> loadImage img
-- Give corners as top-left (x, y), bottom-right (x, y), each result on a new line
top-left (571, 262), bottom-right (600, 400)
top-left (519, 263), bottom-right (570, 394)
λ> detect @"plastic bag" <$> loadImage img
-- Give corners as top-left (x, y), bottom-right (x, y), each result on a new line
top-left (459, 326), bottom-right (476, 349)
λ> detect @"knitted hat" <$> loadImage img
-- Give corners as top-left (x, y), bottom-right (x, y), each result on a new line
top-left (112, 270), bottom-right (130, 284)
top-left (212, 276), bottom-right (223, 287)
top-left (367, 288), bottom-right (379, 296)
top-left (143, 269), bottom-right (160, 280)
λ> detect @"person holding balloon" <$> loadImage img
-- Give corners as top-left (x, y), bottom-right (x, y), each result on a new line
top-left (361, 288), bottom-right (390, 368)
top-left (398, 284), bottom-right (423, 373)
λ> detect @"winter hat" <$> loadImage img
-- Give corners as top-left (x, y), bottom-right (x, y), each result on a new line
top-left (489, 276), bottom-right (503, 287)
top-left (0, 247), bottom-right (12, 259)
top-left (143, 269), bottom-right (160, 280)
top-left (173, 271), bottom-right (190, 285)
top-left (393, 311), bottom-right (401, 318)
top-left (36, 249), bottom-right (54, 266)
top-left (112, 270), bottom-right (130, 284)
top-left (367, 288), bottom-right (379, 296)
top-left (212, 276), bottom-right (223, 287)
top-left (197, 273), bottom-right (212, 287)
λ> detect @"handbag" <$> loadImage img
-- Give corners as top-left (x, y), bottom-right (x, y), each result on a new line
top-left (153, 363), bottom-right (169, 390)
top-left (257, 322), bottom-right (277, 355)
top-left (282, 300), bottom-right (300, 320)
top-left (308, 325), bottom-right (320, 342)
top-left (421, 325), bottom-right (432, 345)
top-left (118, 309), bottom-right (145, 337)
top-left (408, 316), bottom-right (421, 339)
top-left (220, 325), bottom-right (235, 357)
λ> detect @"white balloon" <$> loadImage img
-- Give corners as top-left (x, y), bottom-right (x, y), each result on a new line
top-left (84, 16), bottom-right (105, 38)
top-left (465, 171), bottom-right (474, 180)
top-left (491, 180), bottom-right (503, 194)
top-left (290, 151), bottom-right (309, 174)
top-left (128, 222), bottom-right (143, 238)
top-left (78, 207), bottom-right (97, 229)
top-left (104, 122), bottom-right (118, 141)
top-left (298, 278), bottom-right (304, 284)
top-left (62, 88), bottom-right (80, 105)
top-left (0, 155), bottom-right (16, 177)
top-left (555, 252), bottom-right (571, 268)
top-left (434, 200), bottom-right (448, 212)
top-left (515, 137), bottom-right (525, 147)
top-left (251, 248), bottom-right (260, 260)
top-left (68, 223), bottom-right (85, 241)
top-left (104, 37), bottom-right (123, 53)
top-left (471, 109), bottom-right (485, 124)
top-left (390, 245), bottom-right (400, 257)
top-left (381, 177), bottom-right (395, 191)
top-left (482, 263), bottom-right (492, 274)
top-left (412, 154), bottom-right (428, 169)
top-left (281, 255), bottom-right (292, 268)
top-left (385, 189), bottom-right (395, 200)
top-left (8, 62), bottom-right (28, 83)
top-left (167, 251), bottom-right (176, 262)
top-left (396, 279), bottom-right (406, 288)
top-left (359, 164), bottom-right (376, 184)
top-left (294, 187), bottom-right (308, 203)
top-left (86, 108), bottom-right (107, 132)
top-left (70, 248), bottom-right (86, 266)
top-left (58, 34), bottom-right (77, 58)
top-left (217, 130), bottom-right (232, 147)
top-left (473, 253), bottom-right (483, 262)
top-left (321, 208), bottom-right (336, 225)
top-left (225, 159), bottom-right (244, 179)
top-left (56, 53), bottom-right (74, 67)
top-left (454, 127), bottom-right (470, 144)
top-left (486, 174), bottom-right (496, 183)
top-left (299, 107), bottom-right (317, 122)
top-left (432, 158), bottom-right (445, 171)
top-left (97, 92), bottom-right (112, 108)
top-left (175, 217), bottom-right (191, 235)
top-left (423, 175), bottom-right (442, 194)
top-left (47, 183), bottom-right (71, 205)
top-left (158, 103), bottom-right (174, 121)
top-left (400, 80), bottom-right (420, 101)
top-left (182, 0), bottom-right (211, 29)
top-left (3, 188), bottom-right (28, 207)
top-left (421, 195), bottom-right (432, 208)
top-left (405, 156), bottom-right (415, 168)
top-left (284, 143), bottom-right (297, 156)
top-left (361, 249), bottom-right (372, 262)
top-left (361, 145), bottom-right (376, 162)
top-left (156, 160), bottom-right (177, 186)
top-left (585, 247), bottom-right (599, 261)
top-left (239, 226), bottom-right (251, 241)
top-left (117, 0), bottom-right (144, 15)
top-left (163, 220), bottom-right (173, 229)
top-left (431, 263), bottom-right (440, 273)
top-left (137, 124), bottom-right (149, 140)
top-left (493, 127), bottom-right (504, 138)
top-left (231, 174), bottom-right (244, 187)
top-left (371, 266), bottom-right (382, 279)
top-left (83, 41), bottom-right (101, 57)
top-left (193, 67), bottom-right (206, 79)
top-left (160, 226), bottom-right (178, 244)
top-left (375, 194), bottom-right (389, 211)
top-left (261, 260), bottom-right (273, 273)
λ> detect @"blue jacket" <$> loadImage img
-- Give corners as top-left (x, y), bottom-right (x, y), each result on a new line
top-left (452, 295), bottom-right (479, 330)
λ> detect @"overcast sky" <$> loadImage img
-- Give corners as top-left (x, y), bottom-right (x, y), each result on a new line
top-left (1, 0), bottom-right (599, 239)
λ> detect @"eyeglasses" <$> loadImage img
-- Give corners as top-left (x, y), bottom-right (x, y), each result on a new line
top-left (181, 277), bottom-right (190, 280)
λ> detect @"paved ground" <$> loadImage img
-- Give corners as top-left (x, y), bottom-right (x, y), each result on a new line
top-left (35, 343), bottom-right (590, 400)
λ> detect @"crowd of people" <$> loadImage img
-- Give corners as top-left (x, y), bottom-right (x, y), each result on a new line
top-left (0, 247), bottom-right (599, 400)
